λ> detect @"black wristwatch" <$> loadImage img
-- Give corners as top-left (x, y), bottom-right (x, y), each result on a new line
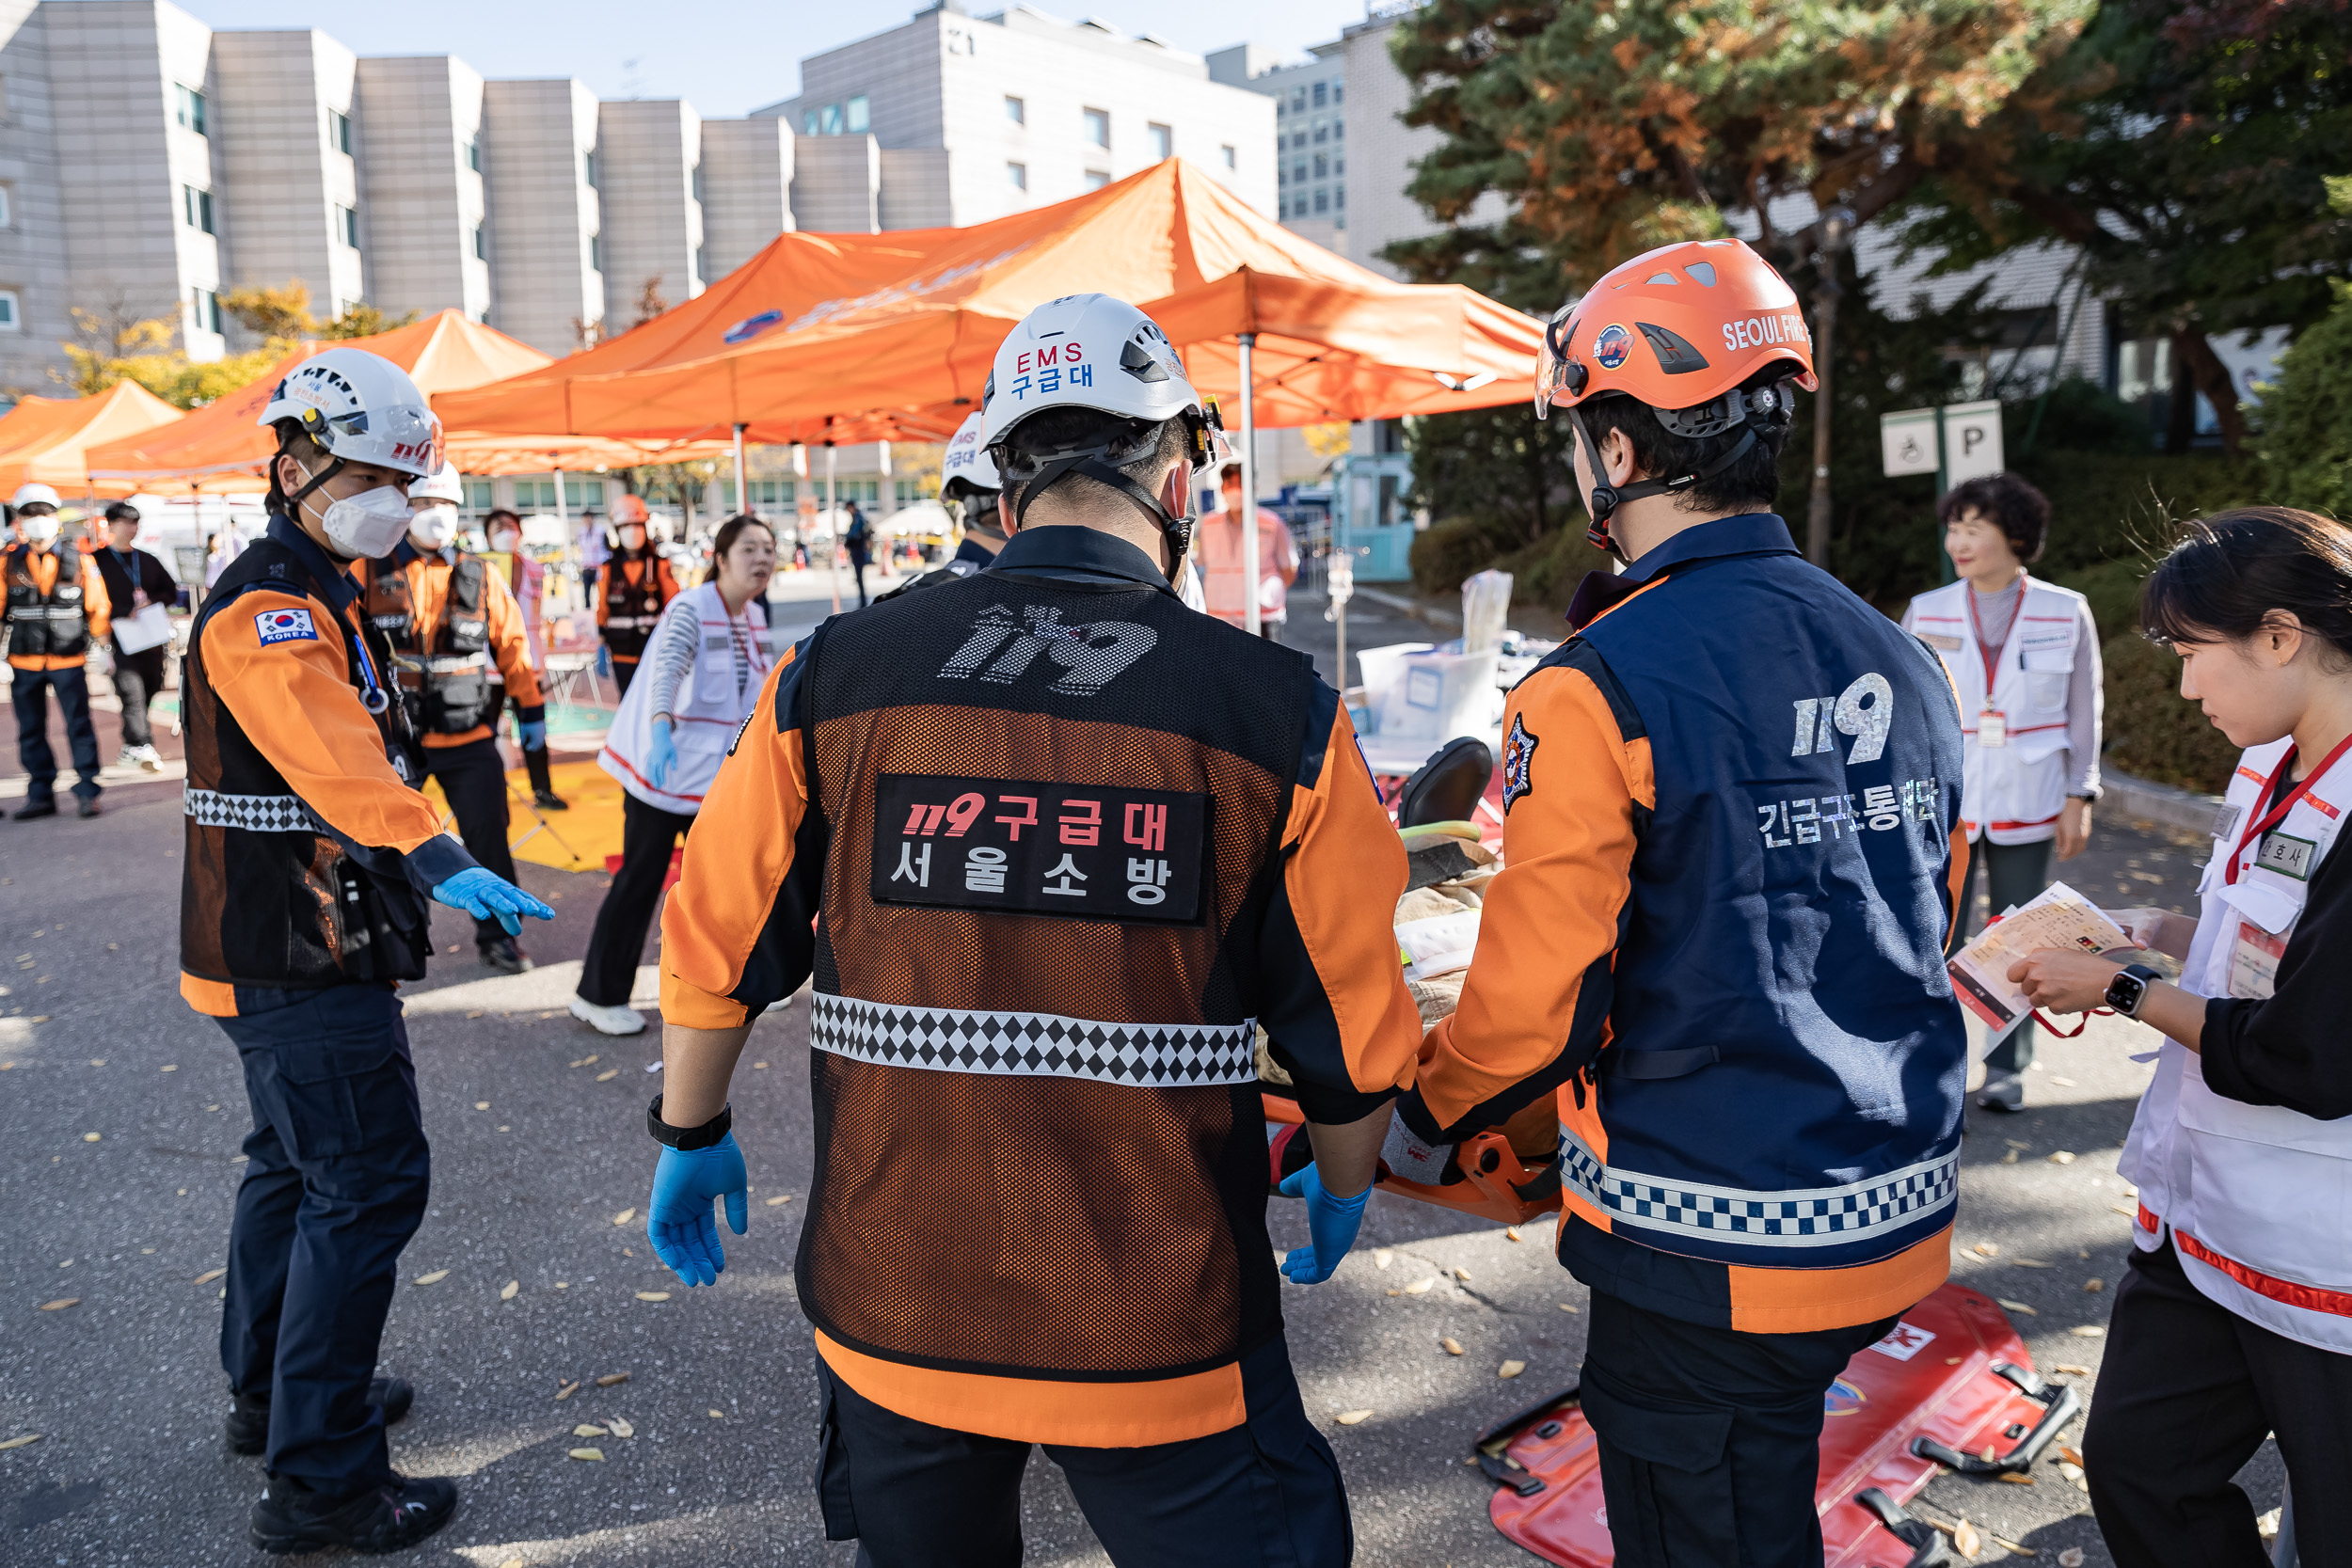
top-left (646, 1094), bottom-right (732, 1150)
top-left (2104, 963), bottom-right (2163, 1020)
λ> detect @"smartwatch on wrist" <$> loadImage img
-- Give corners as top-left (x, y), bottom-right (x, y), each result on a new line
top-left (646, 1094), bottom-right (731, 1150)
top-left (2104, 962), bottom-right (2162, 1020)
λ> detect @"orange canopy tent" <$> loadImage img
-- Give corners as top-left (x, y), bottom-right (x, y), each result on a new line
top-left (435, 159), bottom-right (1543, 443)
top-left (85, 309), bottom-right (727, 495)
top-left (0, 381), bottom-right (186, 499)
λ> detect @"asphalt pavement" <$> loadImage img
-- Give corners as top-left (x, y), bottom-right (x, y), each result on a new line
top-left (0, 580), bottom-right (2286, 1567)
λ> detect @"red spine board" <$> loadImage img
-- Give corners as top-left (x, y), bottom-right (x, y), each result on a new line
top-left (1476, 1283), bottom-right (2081, 1567)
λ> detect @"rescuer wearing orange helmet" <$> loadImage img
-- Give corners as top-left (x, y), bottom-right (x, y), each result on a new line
top-left (1385, 239), bottom-right (1971, 1566)
top-left (596, 494), bottom-right (680, 696)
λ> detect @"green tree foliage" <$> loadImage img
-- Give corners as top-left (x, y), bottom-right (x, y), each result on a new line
top-left (1383, 0), bottom-right (2092, 309)
top-left (2261, 277), bottom-right (2352, 518)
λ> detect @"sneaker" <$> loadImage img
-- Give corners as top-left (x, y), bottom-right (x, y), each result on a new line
top-left (478, 937), bottom-right (533, 975)
top-left (226, 1376), bottom-right (414, 1456)
top-left (76, 797), bottom-right (102, 819)
top-left (248, 1471), bottom-right (456, 1556)
top-left (532, 790), bottom-right (570, 811)
top-left (135, 744), bottom-right (166, 772)
top-left (115, 746), bottom-right (141, 769)
top-left (570, 995), bottom-right (646, 1037)
top-left (12, 800), bottom-right (56, 821)
top-left (1975, 1071), bottom-right (2026, 1114)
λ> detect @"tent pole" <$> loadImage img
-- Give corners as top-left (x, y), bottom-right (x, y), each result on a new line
top-left (1238, 333), bottom-right (1259, 638)
top-left (826, 439), bottom-right (841, 615)
top-left (732, 423), bottom-right (748, 516)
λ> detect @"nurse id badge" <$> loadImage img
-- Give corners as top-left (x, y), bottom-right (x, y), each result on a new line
top-left (2229, 920), bottom-right (2286, 1000)
top-left (1978, 709), bottom-right (2007, 748)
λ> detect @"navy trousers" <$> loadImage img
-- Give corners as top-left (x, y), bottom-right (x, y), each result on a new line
top-left (10, 664), bottom-right (103, 803)
top-left (814, 1335), bottom-right (1352, 1567)
top-left (217, 983), bottom-right (430, 1492)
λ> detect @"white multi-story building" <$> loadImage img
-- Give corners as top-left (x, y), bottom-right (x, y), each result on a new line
top-left (752, 3), bottom-right (1275, 231)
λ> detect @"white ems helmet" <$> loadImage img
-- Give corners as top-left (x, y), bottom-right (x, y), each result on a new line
top-left (10, 483), bottom-right (62, 511)
top-left (408, 461), bottom-right (464, 506)
top-left (940, 410), bottom-right (1000, 499)
top-left (257, 347), bottom-right (443, 481)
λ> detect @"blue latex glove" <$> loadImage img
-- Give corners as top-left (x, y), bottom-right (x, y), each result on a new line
top-left (1277, 1164), bottom-right (1371, 1285)
top-left (645, 719), bottom-right (677, 790)
top-left (648, 1134), bottom-right (749, 1287)
top-left (517, 720), bottom-right (547, 749)
top-left (596, 643), bottom-right (612, 678)
top-left (430, 866), bottom-right (555, 935)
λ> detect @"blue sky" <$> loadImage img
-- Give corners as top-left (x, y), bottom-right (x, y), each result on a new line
top-left (171, 0), bottom-right (1369, 119)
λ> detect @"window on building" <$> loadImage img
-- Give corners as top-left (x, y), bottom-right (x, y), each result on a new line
top-left (472, 223), bottom-right (486, 261)
top-left (336, 204), bottom-right (359, 248)
top-left (328, 108), bottom-right (353, 154)
top-left (1083, 107), bottom-right (1108, 149)
top-left (1332, 81), bottom-right (1343, 103)
top-left (1277, 166), bottom-right (1286, 187)
top-left (466, 135), bottom-right (481, 171)
top-left (1312, 81), bottom-right (1327, 107)
top-left (803, 109), bottom-right (818, 135)
top-left (1147, 122), bottom-right (1170, 161)
top-left (1292, 131), bottom-right (1306, 149)
top-left (0, 184), bottom-right (10, 228)
top-left (1334, 183), bottom-right (1344, 209)
top-left (1313, 189), bottom-right (1327, 214)
top-left (1007, 161), bottom-right (1026, 190)
top-left (1312, 152), bottom-right (1327, 179)
top-left (1275, 97), bottom-right (1284, 119)
top-left (691, 163), bottom-right (705, 202)
top-left (1292, 88), bottom-right (1306, 112)
top-left (0, 76), bottom-right (11, 122)
top-left (1333, 155), bottom-right (1344, 176)
top-left (1220, 144), bottom-right (1235, 168)
top-left (175, 83), bottom-right (207, 135)
top-left (463, 480), bottom-right (494, 514)
top-left (845, 95), bottom-right (869, 135)
top-left (1332, 119), bottom-right (1343, 140)
top-left (191, 287), bottom-right (222, 335)
top-left (1084, 169), bottom-right (1109, 190)
top-left (819, 103), bottom-right (843, 135)
top-left (1313, 122), bottom-right (1327, 143)
top-left (183, 184), bottom-right (215, 234)
top-left (0, 290), bottom-right (18, 332)
top-left (1293, 160), bottom-right (1307, 184)
top-left (587, 231), bottom-right (602, 272)
top-left (694, 245), bottom-right (707, 284)
top-left (1005, 94), bottom-right (1025, 124)
top-left (582, 150), bottom-right (598, 187)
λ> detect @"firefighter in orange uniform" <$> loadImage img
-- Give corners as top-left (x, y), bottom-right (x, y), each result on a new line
top-left (638, 295), bottom-right (1424, 1565)
top-left (6, 482), bottom-right (112, 818)
top-left (358, 462), bottom-right (547, 974)
top-left (597, 493), bottom-right (680, 696)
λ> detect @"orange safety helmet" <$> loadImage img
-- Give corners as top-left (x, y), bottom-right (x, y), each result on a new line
top-left (611, 493), bottom-right (651, 528)
top-left (1534, 238), bottom-right (1819, 554)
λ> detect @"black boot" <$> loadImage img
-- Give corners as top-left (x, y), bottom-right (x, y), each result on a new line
top-left (13, 799), bottom-right (56, 820)
top-left (525, 745), bottom-right (566, 809)
top-left (226, 1376), bottom-right (413, 1456)
top-left (248, 1471), bottom-right (456, 1555)
top-left (478, 936), bottom-right (532, 975)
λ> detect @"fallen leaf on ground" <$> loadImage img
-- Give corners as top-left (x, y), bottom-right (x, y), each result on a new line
top-left (554, 1382), bottom-right (579, 1401)
top-left (2058, 1550), bottom-right (2086, 1567)
top-left (608, 1417), bottom-right (634, 1438)
top-left (39, 1299), bottom-right (77, 1311)
top-left (573, 1424), bottom-right (607, 1438)
top-left (568, 1059), bottom-right (584, 1069)
top-left (567, 1448), bottom-right (604, 1462)
top-left (0, 1434), bottom-right (41, 1449)
top-left (467, 1011), bottom-right (485, 1020)
top-left (2069, 1324), bottom-right (2106, 1338)
top-left (2059, 1444), bottom-right (2084, 1467)
top-left (1440, 1338), bottom-right (1464, 1356)
top-left (412, 1270), bottom-right (449, 1286)
top-left (81, 1132), bottom-right (100, 1143)
top-left (1973, 1241), bottom-right (1999, 1257)
top-left (1373, 1249), bottom-right (1392, 1270)
top-left (1335, 1410), bottom-right (1373, 1425)
top-left (1993, 1531), bottom-right (2038, 1551)
top-left (1402, 1277), bottom-right (1436, 1294)
top-left (2053, 1364), bottom-right (2093, 1375)
top-left (1504, 1227), bottom-right (1522, 1243)
top-left (753, 1061), bottom-right (768, 1069)
top-left (1997, 1299), bottom-right (2039, 1315)
top-left (501, 1281), bottom-right (519, 1301)
top-left (635, 1291), bottom-right (670, 1302)
top-left (194, 1268), bottom-right (226, 1285)
top-left (596, 1069), bottom-right (619, 1082)
top-left (596, 1372), bottom-right (630, 1386)
top-left (160, 1064), bottom-right (176, 1072)
top-left (2010, 1259), bottom-right (2052, 1268)
top-left (2000, 1149), bottom-right (2019, 1164)
top-left (2048, 1150), bottom-right (2076, 1164)
top-left (1954, 1520), bottom-right (1981, 1556)
top-left (2058, 1460), bottom-right (2086, 1484)
top-left (765, 1195), bottom-right (791, 1207)
top-left (2084, 1278), bottom-right (2104, 1292)
top-left (1997, 1472), bottom-right (2036, 1486)
top-left (707, 1409), bottom-right (725, 1419)
top-left (1453, 1266), bottom-right (1471, 1282)
top-left (2050, 1076), bottom-right (2077, 1087)
top-left (1499, 1360), bottom-right (1526, 1379)
top-left (580, 1054), bottom-right (598, 1065)
top-left (1559, 1303), bottom-right (1581, 1313)
top-left (474, 1101), bottom-right (490, 1111)
top-left (2110, 1204), bottom-right (2139, 1218)
top-left (612, 1208), bottom-right (637, 1226)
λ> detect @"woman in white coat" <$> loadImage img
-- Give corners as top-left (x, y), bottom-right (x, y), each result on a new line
top-left (2011, 506), bottom-right (2352, 1568)
top-left (1903, 472), bottom-right (2103, 1111)
top-left (571, 515), bottom-right (777, 1036)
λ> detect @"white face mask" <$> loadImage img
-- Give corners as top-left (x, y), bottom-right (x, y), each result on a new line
top-left (618, 525), bottom-right (647, 551)
top-left (19, 515), bottom-right (60, 546)
top-left (313, 484), bottom-right (417, 560)
top-left (409, 505), bottom-right (459, 549)
top-left (489, 530), bottom-right (520, 554)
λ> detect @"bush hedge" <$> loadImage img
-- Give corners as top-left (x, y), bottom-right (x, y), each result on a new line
top-left (2099, 632), bottom-right (2239, 796)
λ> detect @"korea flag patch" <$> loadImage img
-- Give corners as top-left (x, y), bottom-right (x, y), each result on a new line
top-left (254, 607), bottom-right (319, 646)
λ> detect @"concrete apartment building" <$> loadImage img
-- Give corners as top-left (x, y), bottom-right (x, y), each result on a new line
top-left (355, 54), bottom-right (489, 327)
top-left (753, 3), bottom-right (1275, 232)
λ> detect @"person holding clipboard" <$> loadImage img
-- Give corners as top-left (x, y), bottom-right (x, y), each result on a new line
top-left (2009, 506), bottom-right (2352, 1568)
top-left (92, 500), bottom-right (179, 771)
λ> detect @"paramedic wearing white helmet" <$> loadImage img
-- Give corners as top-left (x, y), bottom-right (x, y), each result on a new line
top-left (6, 480), bottom-right (111, 817)
top-left (182, 348), bottom-right (551, 1554)
top-left (642, 293), bottom-right (1419, 1566)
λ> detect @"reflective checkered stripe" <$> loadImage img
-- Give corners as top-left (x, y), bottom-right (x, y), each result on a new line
top-left (809, 992), bottom-right (1257, 1087)
top-left (1561, 1131), bottom-right (1958, 1249)
top-left (183, 788), bottom-right (327, 835)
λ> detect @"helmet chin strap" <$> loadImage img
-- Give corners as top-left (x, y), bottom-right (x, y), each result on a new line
top-left (1569, 407), bottom-right (1757, 562)
top-left (1010, 453), bottom-right (1194, 584)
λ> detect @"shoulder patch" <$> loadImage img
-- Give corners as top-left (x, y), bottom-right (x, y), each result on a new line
top-left (1501, 711), bottom-right (1538, 814)
top-left (254, 606), bottom-right (319, 645)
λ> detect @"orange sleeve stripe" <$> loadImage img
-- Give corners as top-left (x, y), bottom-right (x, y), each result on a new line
top-left (201, 588), bottom-right (451, 855)
top-left (660, 651), bottom-right (809, 1006)
top-left (1944, 822), bottom-right (1970, 952)
top-left (816, 1331), bottom-right (1246, 1448)
top-left (1727, 1225), bottom-right (1951, 1334)
top-left (84, 553), bottom-right (111, 640)
top-left (1417, 666), bottom-right (1646, 1131)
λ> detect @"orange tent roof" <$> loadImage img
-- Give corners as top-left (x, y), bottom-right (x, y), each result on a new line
top-left (435, 160), bottom-right (1541, 443)
top-left (0, 382), bottom-right (186, 499)
top-left (85, 310), bottom-right (726, 493)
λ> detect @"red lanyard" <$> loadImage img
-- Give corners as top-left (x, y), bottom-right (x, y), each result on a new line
top-left (2227, 731), bottom-right (2352, 884)
top-left (1963, 578), bottom-right (2023, 695)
